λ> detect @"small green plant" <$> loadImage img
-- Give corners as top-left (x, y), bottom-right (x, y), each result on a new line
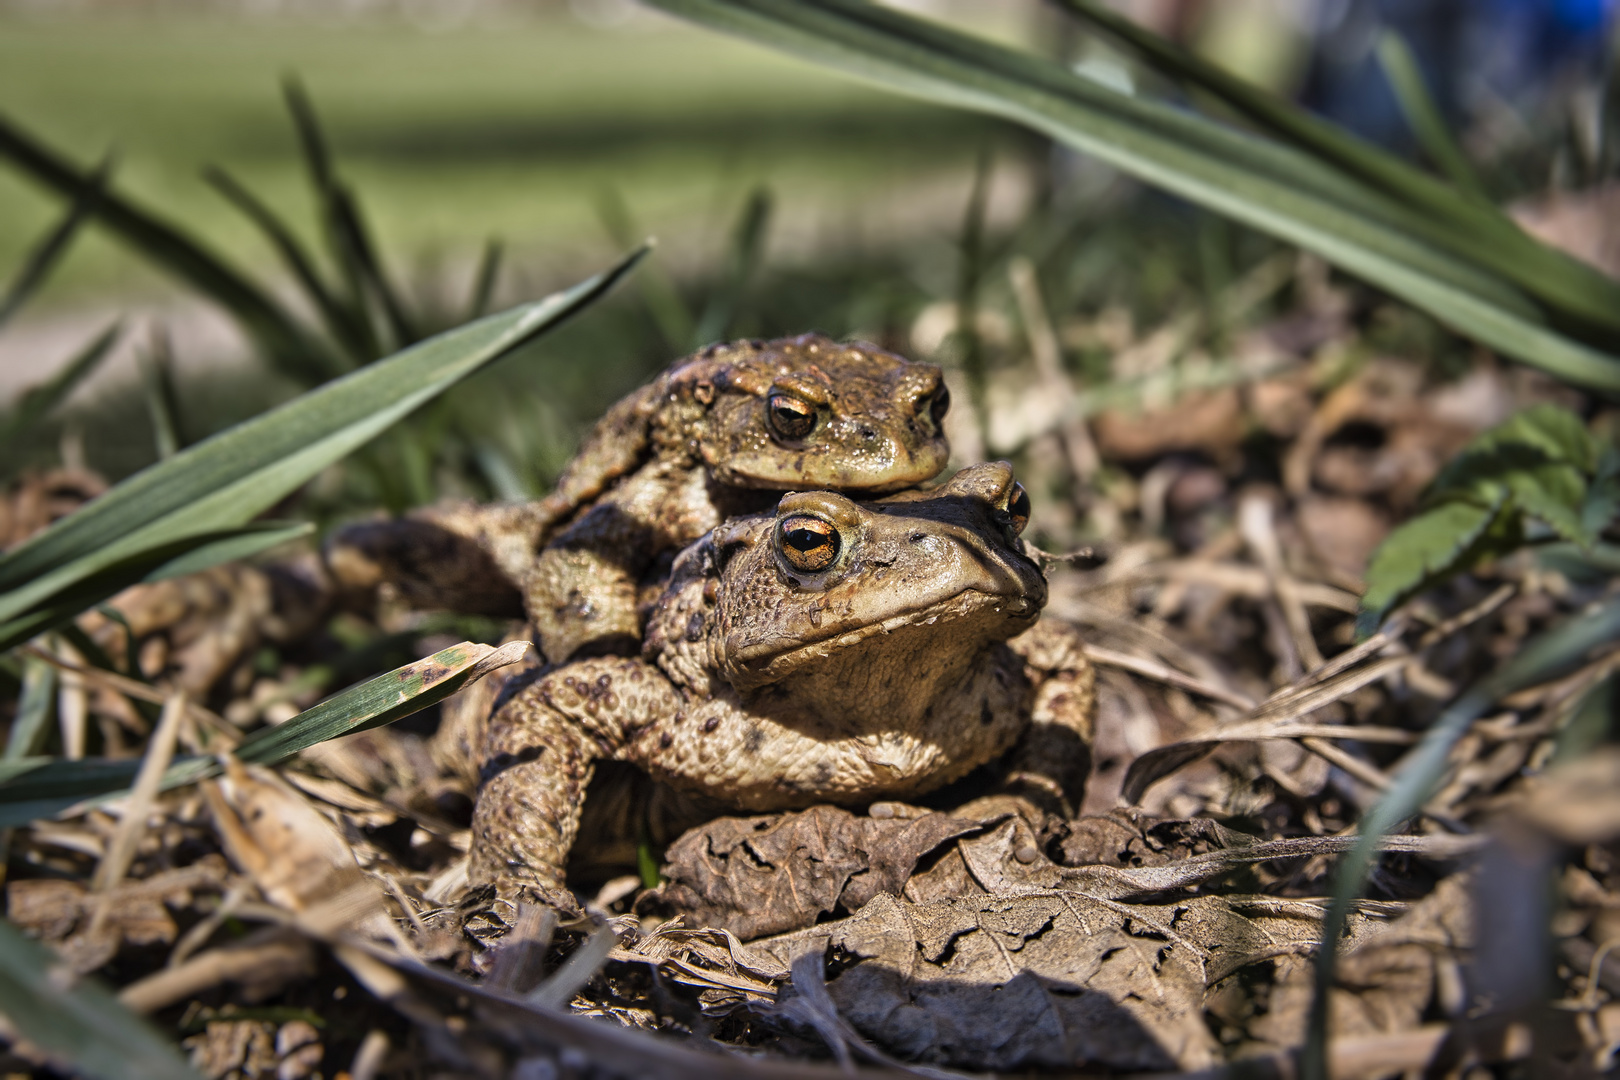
top-left (1358, 404), bottom-right (1618, 634)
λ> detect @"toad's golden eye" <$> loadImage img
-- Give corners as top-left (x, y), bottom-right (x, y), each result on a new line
top-left (778, 515), bottom-right (840, 572)
top-left (767, 394), bottom-right (817, 440)
top-left (1005, 482), bottom-right (1031, 536)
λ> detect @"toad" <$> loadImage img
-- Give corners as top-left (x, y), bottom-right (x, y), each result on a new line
top-left (468, 461), bottom-right (1095, 902)
top-left (327, 334), bottom-right (951, 664)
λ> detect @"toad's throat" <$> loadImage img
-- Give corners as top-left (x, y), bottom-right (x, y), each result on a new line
top-left (718, 589), bottom-right (1039, 694)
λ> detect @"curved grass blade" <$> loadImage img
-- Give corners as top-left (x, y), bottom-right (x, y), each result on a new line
top-left (596, 190), bottom-right (693, 352)
top-left (694, 186), bottom-right (773, 345)
top-left (1302, 595), bottom-right (1620, 1080)
top-left (6, 656), bottom-right (56, 761)
top-left (465, 238), bottom-right (504, 322)
top-left (0, 248), bottom-right (646, 636)
top-left (283, 79), bottom-right (418, 352)
top-left (0, 640), bottom-right (529, 827)
top-left (282, 83), bottom-right (380, 361)
top-left (1375, 31), bottom-right (1487, 201)
top-left (334, 183), bottom-right (420, 350)
top-left (0, 918), bottom-right (201, 1080)
top-left (137, 330), bottom-right (181, 459)
top-left (204, 164), bottom-right (369, 363)
top-left (0, 159), bottom-right (107, 330)
top-left (0, 321), bottom-right (121, 455)
top-left (1051, 0), bottom-right (1620, 341)
top-left (0, 115), bottom-right (340, 384)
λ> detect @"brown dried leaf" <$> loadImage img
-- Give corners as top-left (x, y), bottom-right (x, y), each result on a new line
top-left (1053, 809), bottom-right (1238, 868)
top-left (0, 467), bottom-right (106, 549)
top-left (6, 878), bottom-right (85, 941)
top-left (202, 757), bottom-right (390, 947)
top-left (608, 920), bottom-right (788, 1012)
top-left (184, 1020), bottom-right (274, 1080)
top-left (6, 860), bottom-right (228, 973)
top-left (1510, 183), bottom-right (1620, 279)
top-left (205, 759), bottom-right (366, 913)
top-left (653, 805), bottom-right (984, 939)
top-left (1234, 874), bottom-right (1471, 1055)
top-left (1297, 494), bottom-right (1389, 579)
top-left (1094, 386), bottom-right (1246, 464)
top-left (120, 926), bottom-right (319, 1014)
top-left (753, 890), bottom-right (1240, 1071)
top-left (1513, 746), bottom-right (1620, 845)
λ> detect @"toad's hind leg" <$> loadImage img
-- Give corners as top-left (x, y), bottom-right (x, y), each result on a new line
top-left (468, 656), bottom-right (683, 902)
top-left (325, 501), bottom-right (553, 617)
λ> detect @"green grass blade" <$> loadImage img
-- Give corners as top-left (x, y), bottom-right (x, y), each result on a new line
top-left (6, 655), bottom-right (56, 760)
top-left (0, 159), bottom-right (107, 329)
top-left (281, 77), bottom-right (380, 358)
top-left (641, 0), bottom-right (1620, 391)
top-left (145, 520), bottom-right (314, 582)
top-left (465, 238), bottom-right (504, 322)
top-left (0, 919), bottom-right (201, 1080)
top-left (282, 79), bottom-right (418, 352)
top-left (1303, 595), bottom-right (1620, 1080)
top-left (0, 249), bottom-right (646, 633)
top-left (595, 189), bottom-right (694, 352)
top-left (0, 522), bottom-right (315, 654)
top-left (137, 333), bottom-right (181, 460)
top-left (204, 164), bottom-right (369, 363)
top-left (954, 150), bottom-right (992, 421)
top-left (233, 639), bottom-right (529, 765)
top-left (0, 640), bottom-right (528, 827)
top-left (333, 183), bottom-right (421, 349)
top-left (0, 114), bottom-right (340, 384)
top-left (0, 321), bottom-right (121, 454)
top-left (1052, 0), bottom-right (1620, 339)
top-left (1374, 32), bottom-right (1488, 201)
top-left (694, 186), bottom-right (773, 345)
top-left (473, 443), bottom-right (533, 501)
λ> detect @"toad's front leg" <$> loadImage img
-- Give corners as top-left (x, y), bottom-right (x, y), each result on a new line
top-left (1001, 618), bottom-right (1097, 817)
top-left (525, 465), bottom-right (714, 664)
top-left (468, 656), bottom-right (684, 902)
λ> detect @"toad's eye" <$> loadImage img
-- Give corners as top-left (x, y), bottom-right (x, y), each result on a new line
top-left (767, 394), bottom-right (817, 440)
top-left (778, 515), bottom-right (840, 572)
top-left (1004, 482), bottom-right (1030, 536)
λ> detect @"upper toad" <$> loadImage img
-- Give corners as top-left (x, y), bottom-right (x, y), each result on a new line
top-left (327, 333), bottom-right (951, 664)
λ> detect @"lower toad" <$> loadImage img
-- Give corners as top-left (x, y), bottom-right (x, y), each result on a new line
top-left (468, 462), bottom-right (1094, 901)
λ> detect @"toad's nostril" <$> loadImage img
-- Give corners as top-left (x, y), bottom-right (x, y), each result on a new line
top-left (859, 425), bottom-right (877, 441)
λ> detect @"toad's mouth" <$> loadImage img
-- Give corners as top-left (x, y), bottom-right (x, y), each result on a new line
top-left (719, 587), bottom-right (1040, 690)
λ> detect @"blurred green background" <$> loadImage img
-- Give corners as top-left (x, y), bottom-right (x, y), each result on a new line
top-left (0, 4), bottom-right (1008, 300)
top-left (2, 0), bottom-right (1612, 525)
top-left (0, 2), bottom-right (1037, 506)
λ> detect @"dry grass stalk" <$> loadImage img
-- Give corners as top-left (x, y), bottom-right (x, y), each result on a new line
top-left (1082, 643), bottom-right (1256, 709)
top-left (85, 690), bottom-right (186, 937)
top-left (22, 643), bottom-right (238, 745)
